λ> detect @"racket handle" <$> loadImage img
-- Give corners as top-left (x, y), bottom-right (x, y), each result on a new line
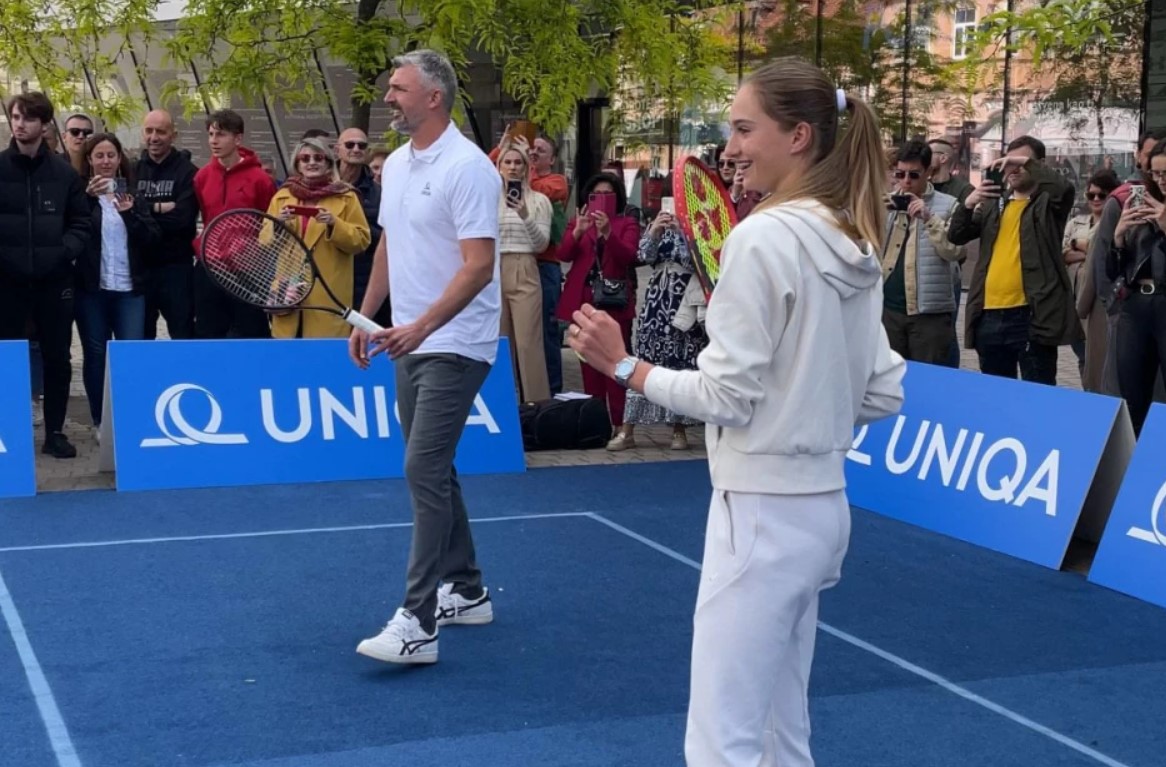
top-left (343, 310), bottom-right (384, 334)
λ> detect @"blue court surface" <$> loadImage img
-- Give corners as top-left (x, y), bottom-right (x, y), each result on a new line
top-left (2, 462), bottom-right (1164, 767)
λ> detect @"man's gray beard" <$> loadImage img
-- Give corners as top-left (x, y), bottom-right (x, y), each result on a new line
top-left (390, 116), bottom-right (414, 136)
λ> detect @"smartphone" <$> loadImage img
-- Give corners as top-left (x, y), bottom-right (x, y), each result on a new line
top-left (506, 179), bottom-right (523, 203)
top-left (288, 205), bottom-right (321, 217)
top-left (1128, 184), bottom-right (1147, 210)
top-left (660, 197), bottom-right (676, 216)
top-left (105, 177), bottom-right (127, 195)
top-left (890, 194), bottom-right (911, 211)
top-left (588, 191), bottom-right (616, 219)
top-left (508, 119), bottom-right (538, 145)
top-left (985, 167), bottom-right (1005, 188)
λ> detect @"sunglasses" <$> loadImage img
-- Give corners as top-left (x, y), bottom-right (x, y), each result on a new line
top-left (893, 170), bottom-right (924, 180)
top-left (1085, 192), bottom-right (1108, 201)
top-left (718, 160), bottom-right (734, 168)
top-left (67, 127), bottom-right (93, 138)
top-left (297, 153), bottom-right (328, 165)
top-left (342, 141), bottom-right (368, 150)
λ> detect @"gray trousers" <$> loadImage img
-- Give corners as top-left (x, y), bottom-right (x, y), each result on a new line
top-left (396, 352), bottom-right (492, 633)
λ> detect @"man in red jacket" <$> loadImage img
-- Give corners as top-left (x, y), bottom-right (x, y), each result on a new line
top-left (192, 109), bottom-right (277, 338)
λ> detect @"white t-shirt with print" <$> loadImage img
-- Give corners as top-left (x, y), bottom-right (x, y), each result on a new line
top-left (378, 121), bottom-right (502, 364)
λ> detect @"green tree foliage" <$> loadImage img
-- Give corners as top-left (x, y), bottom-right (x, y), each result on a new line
top-left (167, 0), bottom-right (731, 137)
top-left (0, 0), bottom-right (157, 126)
top-left (756, 0), bottom-right (956, 140)
top-left (964, 0), bottom-right (1142, 149)
top-left (0, 0), bottom-right (731, 140)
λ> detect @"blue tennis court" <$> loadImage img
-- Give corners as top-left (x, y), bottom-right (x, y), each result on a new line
top-left (2, 462), bottom-right (1164, 766)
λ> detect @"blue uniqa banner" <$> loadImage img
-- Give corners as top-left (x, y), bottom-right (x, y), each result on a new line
top-left (0, 341), bottom-right (36, 498)
top-left (1088, 404), bottom-right (1166, 609)
top-left (106, 339), bottom-right (525, 492)
top-left (844, 363), bottom-right (1123, 569)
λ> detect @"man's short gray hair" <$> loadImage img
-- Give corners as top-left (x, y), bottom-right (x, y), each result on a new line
top-left (392, 49), bottom-right (457, 113)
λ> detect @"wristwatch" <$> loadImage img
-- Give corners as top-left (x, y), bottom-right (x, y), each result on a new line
top-left (614, 356), bottom-right (639, 388)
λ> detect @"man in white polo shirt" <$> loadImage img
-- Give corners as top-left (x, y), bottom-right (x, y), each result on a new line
top-left (348, 49), bottom-right (502, 665)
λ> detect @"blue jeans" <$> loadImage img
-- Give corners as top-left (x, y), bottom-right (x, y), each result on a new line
top-left (538, 261), bottom-right (564, 394)
top-left (75, 288), bottom-right (146, 425)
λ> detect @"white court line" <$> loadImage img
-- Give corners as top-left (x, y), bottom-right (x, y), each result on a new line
top-left (0, 568), bottom-right (82, 767)
top-left (584, 512), bottom-right (1134, 767)
top-left (0, 512), bottom-right (591, 554)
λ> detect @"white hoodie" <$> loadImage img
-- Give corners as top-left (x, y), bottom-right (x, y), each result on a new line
top-left (644, 199), bottom-right (906, 495)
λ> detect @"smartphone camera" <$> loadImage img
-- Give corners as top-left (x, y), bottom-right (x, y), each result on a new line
top-left (890, 194), bottom-right (911, 211)
top-left (1128, 184), bottom-right (1147, 210)
top-left (506, 179), bottom-right (523, 203)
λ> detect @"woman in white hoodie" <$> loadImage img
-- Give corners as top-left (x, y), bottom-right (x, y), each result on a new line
top-left (568, 58), bottom-right (907, 766)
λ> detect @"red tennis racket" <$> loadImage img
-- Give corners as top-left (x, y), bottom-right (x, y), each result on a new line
top-left (672, 156), bottom-right (738, 299)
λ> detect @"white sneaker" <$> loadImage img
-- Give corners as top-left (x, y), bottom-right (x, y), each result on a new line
top-left (355, 608), bottom-right (438, 664)
top-left (436, 583), bottom-right (494, 626)
top-left (31, 401), bottom-right (43, 428)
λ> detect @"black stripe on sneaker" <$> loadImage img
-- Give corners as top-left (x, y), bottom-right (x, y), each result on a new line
top-left (401, 637), bottom-right (437, 656)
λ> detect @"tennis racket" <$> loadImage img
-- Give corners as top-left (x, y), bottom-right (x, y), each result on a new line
top-left (672, 156), bottom-right (738, 299)
top-left (199, 208), bottom-right (382, 334)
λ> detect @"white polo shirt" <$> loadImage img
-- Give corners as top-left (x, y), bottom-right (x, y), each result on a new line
top-left (378, 121), bottom-right (502, 363)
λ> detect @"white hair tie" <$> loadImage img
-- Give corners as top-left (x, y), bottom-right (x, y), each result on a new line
top-left (836, 89), bottom-right (847, 112)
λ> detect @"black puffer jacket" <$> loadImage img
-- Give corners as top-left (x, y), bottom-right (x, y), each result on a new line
top-left (0, 140), bottom-right (90, 279)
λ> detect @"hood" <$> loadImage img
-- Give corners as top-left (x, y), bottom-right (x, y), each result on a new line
top-left (764, 200), bottom-right (881, 299)
top-left (206, 146), bottom-right (262, 178)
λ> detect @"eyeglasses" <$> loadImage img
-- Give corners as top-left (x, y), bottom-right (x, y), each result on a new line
top-left (1085, 192), bottom-right (1108, 201)
top-left (893, 170), bottom-right (923, 180)
top-left (297, 153), bottom-right (328, 164)
top-left (67, 127), bottom-right (93, 138)
top-left (342, 141), bottom-right (368, 150)
top-left (1149, 170), bottom-right (1166, 181)
top-left (718, 160), bottom-right (734, 168)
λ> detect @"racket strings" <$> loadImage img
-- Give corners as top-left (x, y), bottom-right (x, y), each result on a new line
top-left (202, 215), bottom-right (315, 309)
top-left (680, 165), bottom-right (732, 279)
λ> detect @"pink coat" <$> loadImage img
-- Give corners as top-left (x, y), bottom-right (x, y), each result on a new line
top-left (556, 215), bottom-right (641, 324)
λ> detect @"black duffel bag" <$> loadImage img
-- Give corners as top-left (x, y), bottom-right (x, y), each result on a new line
top-left (519, 397), bottom-right (612, 451)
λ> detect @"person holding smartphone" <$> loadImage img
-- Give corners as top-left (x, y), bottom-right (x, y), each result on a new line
top-left (76, 132), bottom-right (160, 433)
top-left (266, 137), bottom-right (371, 339)
top-left (1107, 141), bottom-right (1166, 436)
top-left (495, 142), bottom-right (552, 402)
top-left (557, 173), bottom-right (641, 440)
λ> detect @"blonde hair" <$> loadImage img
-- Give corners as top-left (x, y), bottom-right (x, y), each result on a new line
top-left (290, 137), bottom-right (339, 182)
top-left (748, 58), bottom-right (887, 248)
top-left (496, 143), bottom-right (534, 196)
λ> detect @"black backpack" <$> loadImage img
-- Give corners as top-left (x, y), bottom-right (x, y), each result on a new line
top-left (519, 397), bottom-right (612, 451)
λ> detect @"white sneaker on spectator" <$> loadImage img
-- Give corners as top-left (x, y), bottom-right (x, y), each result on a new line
top-left (32, 400), bottom-right (43, 428)
top-left (436, 583), bottom-right (494, 626)
top-left (356, 608), bottom-right (438, 664)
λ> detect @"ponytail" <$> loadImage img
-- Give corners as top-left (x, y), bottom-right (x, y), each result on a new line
top-left (745, 58), bottom-right (887, 249)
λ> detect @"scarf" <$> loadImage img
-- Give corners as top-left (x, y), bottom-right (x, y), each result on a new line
top-left (282, 174), bottom-right (352, 203)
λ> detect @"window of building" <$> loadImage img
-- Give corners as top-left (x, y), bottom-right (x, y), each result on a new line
top-left (953, 6), bottom-right (978, 60)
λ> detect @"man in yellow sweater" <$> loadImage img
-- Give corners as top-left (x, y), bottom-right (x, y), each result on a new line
top-left (948, 136), bottom-right (1081, 384)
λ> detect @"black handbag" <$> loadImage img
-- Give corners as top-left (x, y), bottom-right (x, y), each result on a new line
top-left (588, 239), bottom-right (629, 310)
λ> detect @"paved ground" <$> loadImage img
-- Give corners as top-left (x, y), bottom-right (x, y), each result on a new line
top-left (33, 285), bottom-right (1084, 493)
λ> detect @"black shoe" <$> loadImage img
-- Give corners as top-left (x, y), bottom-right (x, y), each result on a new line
top-left (42, 432), bottom-right (77, 459)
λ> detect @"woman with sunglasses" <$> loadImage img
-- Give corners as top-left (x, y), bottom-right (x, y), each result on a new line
top-left (1065, 169), bottom-right (1119, 391)
top-left (266, 137), bottom-right (371, 339)
top-left (568, 58), bottom-right (904, 764)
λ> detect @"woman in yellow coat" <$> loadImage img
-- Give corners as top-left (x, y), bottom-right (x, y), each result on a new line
top-left (267, 137), bottom-right (371, 338)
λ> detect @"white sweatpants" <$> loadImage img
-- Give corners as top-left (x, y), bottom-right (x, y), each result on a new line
top-left (684, 489), bottom-right (851, 767)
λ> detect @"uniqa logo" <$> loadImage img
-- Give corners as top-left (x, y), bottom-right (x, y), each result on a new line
top-left (1126, 479), bottom-right (1166, 547)
top-left (847, 416), bottom-right (1060, 517)
top-left (141, 384), bottom-right (250, 447)
top-left (140, 384), bottom-right (500, 447)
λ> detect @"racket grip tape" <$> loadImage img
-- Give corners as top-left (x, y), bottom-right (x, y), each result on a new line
top-left (343, 310), bottom-right (384, 334)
